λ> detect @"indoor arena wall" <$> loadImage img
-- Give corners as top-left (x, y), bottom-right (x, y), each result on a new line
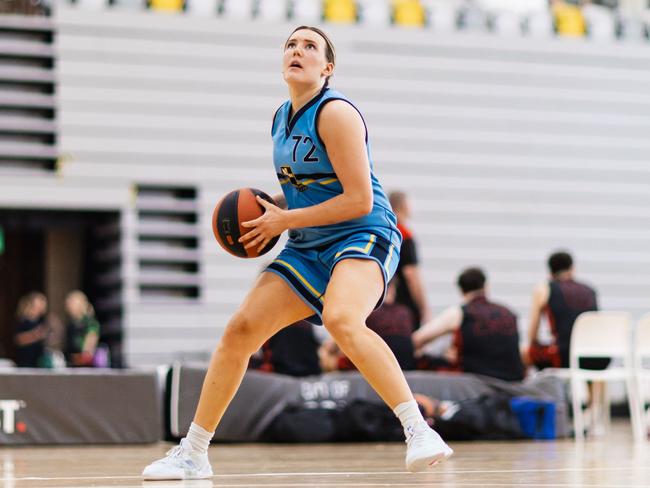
top-left (36, 6), bottom-right (650, 365)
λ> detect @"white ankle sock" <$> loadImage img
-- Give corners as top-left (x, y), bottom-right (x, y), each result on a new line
top-left (393, 399), bottom-right (425, 430)
top-left (185, 422), bottom-right (214, 454)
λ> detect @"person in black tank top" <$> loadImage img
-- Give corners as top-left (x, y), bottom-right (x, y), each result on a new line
top-left (413, 268), bottom-right (524, 382)
top-left (524, 251), bottom-right (608, 370)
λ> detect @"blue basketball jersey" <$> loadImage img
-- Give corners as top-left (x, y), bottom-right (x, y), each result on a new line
top-left (271, 86), bottom-right (401, 249)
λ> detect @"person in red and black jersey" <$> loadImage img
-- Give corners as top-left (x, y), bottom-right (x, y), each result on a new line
top-left (388, 191), bottom-right (431, 329)
top-left (413, 268), bottom-right (524, 382)
top-left (524, 251), bottom-right (607, 371)
top-left (249, 320), bottom-right (321, 377)
top-left (320, 279), bottom-right (417, 371)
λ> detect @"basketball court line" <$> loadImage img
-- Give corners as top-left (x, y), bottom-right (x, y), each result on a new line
top-left (4, 482), bottom-right (649, 488)
top-left (6, 465), bottom-right (650, 482)
top-left (183, 485), bottom-right (650, 488)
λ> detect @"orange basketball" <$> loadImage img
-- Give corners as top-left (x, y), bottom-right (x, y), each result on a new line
top-left (211, 188), bottom-right (279, 258)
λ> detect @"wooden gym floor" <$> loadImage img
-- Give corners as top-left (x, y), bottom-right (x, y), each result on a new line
top-left (2, 422), bottom-right (648, 488)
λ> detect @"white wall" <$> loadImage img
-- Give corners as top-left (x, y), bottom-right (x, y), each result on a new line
top-left (38, 7), bottom-right (650, 365)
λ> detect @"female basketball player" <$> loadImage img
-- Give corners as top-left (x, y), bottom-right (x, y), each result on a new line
top-left (143, 26), bottom-right (452, 480)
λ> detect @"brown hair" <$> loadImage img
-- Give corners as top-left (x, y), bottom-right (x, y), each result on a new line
top-left (66, 290), bottom-right (95, 319)
top-left (287, 25), bottom-right (336, 85)
top-left (15, 291), bottom-right (46, 320)
top-left (388, 190), bottom-right (408, 212)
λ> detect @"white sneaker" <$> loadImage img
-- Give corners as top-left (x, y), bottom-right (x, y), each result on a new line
top-left (142, 438), bottom-right (213, 480)
top-left (404, 422), bottom-right (453, 473)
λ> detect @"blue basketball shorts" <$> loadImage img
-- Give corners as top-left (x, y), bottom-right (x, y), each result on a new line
top-left (265, 232), bottom-right (400, 326)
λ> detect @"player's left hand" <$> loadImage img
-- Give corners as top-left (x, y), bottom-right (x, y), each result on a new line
top-left (239, 196), bottom-right (289, 252)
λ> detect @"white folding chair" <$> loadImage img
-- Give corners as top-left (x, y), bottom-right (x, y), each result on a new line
top-left (491, 10), bottom-right (522, 36)
top-left (185, 0), bottom-right (218, 16)
top-left (634, 313), bottom-right (650, 441)
top-left (570, 311), bottom-right (642, 441)
top-left (526, 10), bottom-right (554, 38)
top-left (480, 0), bottom-right (548, 14)
top-left (110, 0), bottom-right (146, 10)
top-left (75, 0), bottom-right (109, 9)
top-left (421, 0), bottom-right (459, 32)
top-left (357, 0), bottom-right (391, 27)
top-left (257, 0), bottom-right (289, 22)
top-left (618, 17), bottom-right (648, 43)
top-left (291, 0), bottom-right (322, 23)
top-left (458, 1), bottom-right (488, 32)
top-left (582, 4), bottom-right (616, 42)
top-left (220, 0), bottom-right (255, 20)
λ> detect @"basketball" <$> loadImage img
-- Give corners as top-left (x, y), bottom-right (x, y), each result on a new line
top-left (211, 188), bottom-right (280, 258)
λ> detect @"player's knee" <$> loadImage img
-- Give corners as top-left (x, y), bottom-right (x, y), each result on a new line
top-left (220, 312), bottom-right (260, 354)
top-left (322, 309), bottom-right (358, 348)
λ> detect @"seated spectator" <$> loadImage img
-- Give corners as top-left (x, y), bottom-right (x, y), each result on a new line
top-left (413, 267), bottom-right (525, 382)
top-left (14, 292), bottom-right (49, 368)
top-left (64, 291), bottom-right (102, 367)
top-left (524, 250), bottom-right (606, 371)
top-left (524, 251), bottom-right (608, 436)
top-left (249, 320), bottom-right (321, 377)
top-left (320, 279), bottom-right (418, 371)
top-left (414, 336), bottom-right (458, 373)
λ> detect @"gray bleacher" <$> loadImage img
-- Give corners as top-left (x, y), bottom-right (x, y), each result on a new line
top-left (0, 14), bottom-right (56, 172)
top-left (1, 6), bottom-right (649, 366)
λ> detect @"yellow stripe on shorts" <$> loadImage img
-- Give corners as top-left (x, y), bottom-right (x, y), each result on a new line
top-left (335, 234), bottom-right (376, 259)
top-left (273, 259), bottom-right (323, 301)
top-left (384, 244), bottom-right (395, 271)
